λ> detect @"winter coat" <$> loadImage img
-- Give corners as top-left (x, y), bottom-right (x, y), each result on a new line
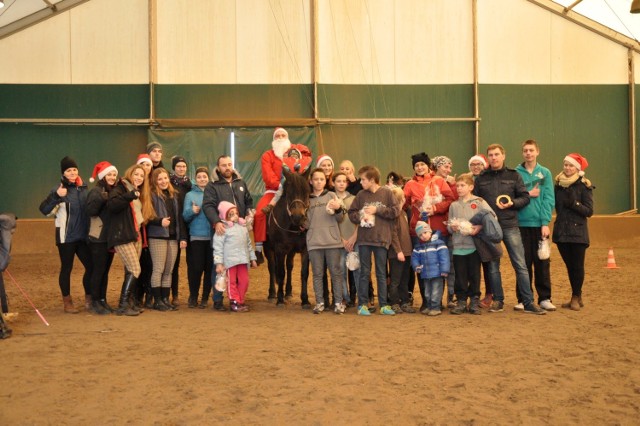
top-left (305, 190), bottom-right (344, 251)
top-left (107, 179), bottom-right (142, 249)
top-left (170, 174), bottom-right (192, 220)
top-left (473, 166), bottom-right (530, 229)
top-left (202, 169), bottom-right (253, 226)
top-left (403, 173), bottom-right (455, 237)
top-left (515, 162), bottom-right (555, 227)
top-left (411, 231), bottom-right (450, 279)
top-left (552, 177), bottom-right (594, 246)
top-left (39, 178), bottom-right (89, 245)
top-left (85, 180), bottom-right (113, 243)
top-left (213, 222), bottom-right (256, 268)
top-left (147, 191), bottom-right (187, 242)
top-left (183, 186), bottom-right (212, 240)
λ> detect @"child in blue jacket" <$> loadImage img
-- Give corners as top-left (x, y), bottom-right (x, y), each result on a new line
top-left (411, 221), bottom-right (450, 316)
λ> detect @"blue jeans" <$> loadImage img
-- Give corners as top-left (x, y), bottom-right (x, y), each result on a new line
top-left (423, 277), bottom-right (444, 311)
top-left (489, 227), bottom-right (533, 306)
top-left (357, 245), bottom-right (388, 307)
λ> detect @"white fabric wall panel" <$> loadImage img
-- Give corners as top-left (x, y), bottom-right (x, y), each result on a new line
top-left (156, 0), bottom-right (311, 84)
top-left (156, 0), bottom-right (238, 84)
top-left (0, 13), bottom-right (71, 83)
top-left (478, 0), bottom-right (552, 84)
top-left (550, 14), bottom-right (627, 84)
top-left (70, 0), bottom-right (148, 84)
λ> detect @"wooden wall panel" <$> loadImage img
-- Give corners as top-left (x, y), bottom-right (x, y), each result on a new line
top-left (70, 0), bottom-right (148, 84)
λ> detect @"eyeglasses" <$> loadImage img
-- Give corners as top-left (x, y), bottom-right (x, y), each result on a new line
top-left (469, 162), bottom-right (484, 167)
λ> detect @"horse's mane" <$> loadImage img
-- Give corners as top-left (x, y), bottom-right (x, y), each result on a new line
top-left (281, 170), bottom-right (310, 201)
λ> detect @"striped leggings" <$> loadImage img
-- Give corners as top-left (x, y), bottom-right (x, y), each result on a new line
top-left (148, 238), bottom-right (178, 289)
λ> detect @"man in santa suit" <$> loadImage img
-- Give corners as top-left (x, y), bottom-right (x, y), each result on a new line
top-left (253, 127), bottom-right (310, 263)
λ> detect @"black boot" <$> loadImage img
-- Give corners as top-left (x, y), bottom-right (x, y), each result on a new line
top-left (161, 287), bottom-right (177, 311)
top-left (116, 273), bottom-right (140, 316)
top-left (92, 300), bottom-right (110, 315)
top-left (468, 296), bottom-right (481, 315)
top-left (99, 299), bottom-right (115, 313)
top-left (153, 287), bottom-right (170, 311)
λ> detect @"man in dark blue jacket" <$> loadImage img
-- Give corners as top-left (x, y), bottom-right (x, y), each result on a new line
top-left (473, 144), bottom-right (545, 315)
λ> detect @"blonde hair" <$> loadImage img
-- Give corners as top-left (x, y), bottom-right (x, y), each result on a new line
top-left (456, 172), bottom-right (475, 186)
top-left (150, 168), bottom-right (176, 200)
top-left (122, 164), bottom-right (154, 223)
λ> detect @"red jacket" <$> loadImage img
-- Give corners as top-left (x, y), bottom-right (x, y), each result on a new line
top-left (403, 173), bottom-right (455, 237)
top-left (261, 144), bottom-right (312, 191)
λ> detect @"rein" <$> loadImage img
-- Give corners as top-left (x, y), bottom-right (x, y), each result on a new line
top-left (269, 198), bottom-right (308, 235)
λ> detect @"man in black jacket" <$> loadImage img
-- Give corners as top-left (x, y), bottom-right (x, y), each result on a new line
top-left (202, 155), bottom-right (254, 310)
top-left (473, 144), bottom-right (545, 315)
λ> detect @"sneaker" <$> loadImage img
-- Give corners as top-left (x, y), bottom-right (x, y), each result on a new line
top-left (313, 303), bottom-right (325, 314)
top-left (420, 306), bottom-right (430, 315)
top-left (391, 304), bottom-right (403, 314)
top-left (539, 299), bottom-right (556, 311)
top-left (523, 303), bottom-right (547, 315)
top-left (427, 309), bottom-right (442, 316)
top-left (379, 305), bottom-right (396, 316)
top-left (447, 299), bottom-right (457, 309)
top-left (513, 303), bottom-right (525, 311)
top-left (479, 294), bottom-right (493, 309)
top-left (400, 303), bottom-right (416, 314)
top-left (334, 303), bottom-right (345, 314)
top-left (488, 301), bottom-right (504, 313)
top-left (357, 305), bottom-right (371, 316)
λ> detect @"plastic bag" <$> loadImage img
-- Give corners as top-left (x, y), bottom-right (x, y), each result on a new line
top-left (214, 272), bottom-right (228, 292)
top-left (359, 208), bottom-right (375, 228)
top-left (346, 251), bottom-right (360, 271)
top-left (537, 238), bottom-right (550, 260)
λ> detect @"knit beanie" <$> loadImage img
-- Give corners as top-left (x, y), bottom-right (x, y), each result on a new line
top-left (146, 141), bottom-right (162, 154)
top-left (89, 161), bottom-right (117, 183)
top-left (218, 201), bottom-right (236, 220)
top-left (411, 152), bottom-right (431, 168)
top-left (431, 155), bottom-right (452, 171)
top-left (415, 220), bottom-right (431, 236)
top-left (171, 156), bottom-right (187, 170)
top-left (60, 156), bottom-right (78, 174)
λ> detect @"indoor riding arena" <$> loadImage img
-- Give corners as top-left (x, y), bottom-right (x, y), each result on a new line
top-left (1, 0), bottom-right (640, 424)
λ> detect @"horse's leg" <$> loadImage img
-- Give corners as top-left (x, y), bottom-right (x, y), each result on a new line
top-left (275, 251), bottom-right (286, 306)
top-left (265, 243), bottom-right (276, 302)
top-left (285, 251), bottom-right (293, 300)
top-left (299, 250), bottom-right (311, 308)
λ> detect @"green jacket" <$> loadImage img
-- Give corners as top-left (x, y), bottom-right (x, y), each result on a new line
top-left (515, 162), bottom-right (555, 227)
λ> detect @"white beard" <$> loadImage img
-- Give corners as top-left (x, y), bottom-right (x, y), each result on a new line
top-left (272, 138), bottom-right (292, 159)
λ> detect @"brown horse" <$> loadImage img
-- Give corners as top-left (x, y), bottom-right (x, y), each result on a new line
top-left (264, 169), bottom-right (310, 307)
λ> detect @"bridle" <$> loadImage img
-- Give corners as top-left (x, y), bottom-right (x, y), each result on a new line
top-left (268, 198), bottom-right (308, 234)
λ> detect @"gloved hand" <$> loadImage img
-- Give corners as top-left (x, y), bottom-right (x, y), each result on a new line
top-left (419, 211), bottom-right (428, 221)
top-left (415, 265), bottom-right (423, 273)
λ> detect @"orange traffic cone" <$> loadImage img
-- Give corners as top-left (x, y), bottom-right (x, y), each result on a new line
top-left (604, 248), bottom-right (619, 269)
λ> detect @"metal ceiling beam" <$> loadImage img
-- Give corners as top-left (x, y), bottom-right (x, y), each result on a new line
top-left (0, 0), bottom-right (90, 40)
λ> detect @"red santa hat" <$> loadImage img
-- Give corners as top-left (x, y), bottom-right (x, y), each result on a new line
top-left (468, 154), bottom-right (488, 170)
top-left (564, 153), bottom-right (589, 176)
top-left (90, 161), bottom-right (117, 183)
top-left (136, 154), bottom-right (153, 166)
top-left (316, 154), bottom-right (334, 169)
top-left (273, 127), bottom-right (288, 140)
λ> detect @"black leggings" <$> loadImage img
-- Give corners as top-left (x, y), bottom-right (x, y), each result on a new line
top-left (556, 242), bottom-right (587, 297)
top-left (88, 241), bottom-right (114, 301)
top-left (186, 240), bottom-right (212, 301)
top-left (57, 241), bottom-right (93, 297)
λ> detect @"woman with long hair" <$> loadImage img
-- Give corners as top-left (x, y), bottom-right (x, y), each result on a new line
top-left (147, 168), bottom-right (188, 311)
top-left (107, 164), bottom-right (154, 316)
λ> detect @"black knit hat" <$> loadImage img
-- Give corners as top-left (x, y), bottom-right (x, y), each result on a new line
top-left (411, 152), bottom-right (430, 168)
top-left (172, 156), bottom-right (187, 170)
top-left (60, 156), bottom-right (78, 174)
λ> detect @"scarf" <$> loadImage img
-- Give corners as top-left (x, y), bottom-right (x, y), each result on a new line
top-left (555, 172), bottom-right (591, 188)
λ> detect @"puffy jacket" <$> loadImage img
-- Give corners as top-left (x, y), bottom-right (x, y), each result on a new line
top-left (403, 173), bottom-right (455, 237)
top-left (107, 179), bottom-right (142, 249)
top-left (473, 166), bottom-right (530, 229)
top-left (411, 231), bottom-right (450, 279)
top-left (202, 169), bottom-right (253, 226)
top-left (515, 163), bottom-right (555, 227)
top-left (39, 178), bottom-right (89, 245)
top-left (183, 186), bottom-right (212, 240)
top-left (213, 222), bottom-right (256, 268)
top-left (85, 180), bottom-right (114, 243)
top-left (552, 177), bottom-right (594, 246)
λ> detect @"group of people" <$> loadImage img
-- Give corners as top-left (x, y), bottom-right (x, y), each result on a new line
top-left (38, 127), bottom-right (594, 318)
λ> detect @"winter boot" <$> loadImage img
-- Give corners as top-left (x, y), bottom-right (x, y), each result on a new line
top-left (63, 295), bottom-right (79, 314)
top-left (450, 297), bottom-right (467, 315)
top-left (115, 274), bottom-right (140, 316)
top-left (468, 296), bottom-right (481, 315)
top-left (100, 299), bottom-right (115, 313)
top-left (161, 287), bottom-right (178, 311)
top-left (91, 300), bottom-right (110, 315)
top-left (152, 288), bottom-right (170, 311)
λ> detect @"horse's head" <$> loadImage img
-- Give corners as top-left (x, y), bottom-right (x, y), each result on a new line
top-left (281, 168), bottom-right (310, 227)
